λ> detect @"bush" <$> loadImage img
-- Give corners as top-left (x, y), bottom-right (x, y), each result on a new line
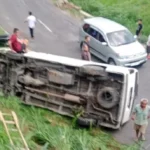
top-left (69, 0), bottom-right (150, 36)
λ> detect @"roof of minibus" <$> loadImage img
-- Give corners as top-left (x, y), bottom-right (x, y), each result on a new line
top-left (24, 51), bottom-right (130, 74)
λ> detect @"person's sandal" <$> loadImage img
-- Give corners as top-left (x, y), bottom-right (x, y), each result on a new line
top-left (141, 135), bottom-right (146, 141)
top-left (134, 137), bottom-right (139, 142)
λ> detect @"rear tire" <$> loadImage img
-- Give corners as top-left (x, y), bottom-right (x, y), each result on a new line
top-left (108, 58), bottom-right (116, 65)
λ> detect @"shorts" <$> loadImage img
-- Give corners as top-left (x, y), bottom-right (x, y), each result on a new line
top-left (17, 43), bottom-right (26, 53)
top-left (134, 123), bottom-right (148, 134)
top-left (136, 30), bottom-right (140, 36)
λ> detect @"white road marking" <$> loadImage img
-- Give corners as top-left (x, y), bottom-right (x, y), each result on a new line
top-left (38, 19), bottom-right (52, 33)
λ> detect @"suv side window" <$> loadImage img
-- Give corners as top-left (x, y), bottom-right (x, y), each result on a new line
top-left (83, 24), bottom-right (106, 43)
top-left (83, 25), bottom-right (99, 40)
top-left (98, 32), bottom-right (106, 42)
top-left (88, 27), bottom-right (99, 39)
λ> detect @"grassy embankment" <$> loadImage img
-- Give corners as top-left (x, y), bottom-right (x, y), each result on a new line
top-left (69, 0), bottom-right (150, 43)
top-left (0, 96), bottom-right (139, 150)
top-left (0, 26), bottom-right (8, 47)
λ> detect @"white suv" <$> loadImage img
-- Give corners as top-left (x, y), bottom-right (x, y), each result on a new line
top-left (79, 17), bottom-right (147, 67)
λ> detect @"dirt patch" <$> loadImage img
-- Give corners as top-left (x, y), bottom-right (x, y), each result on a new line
top-left (53, 0), bottom-right (84, 20)
top-left (0, 26), bottom-right (6, 35)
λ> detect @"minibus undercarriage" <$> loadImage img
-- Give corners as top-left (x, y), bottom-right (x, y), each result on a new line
top-left (0, 51), bottom-right (124, 129)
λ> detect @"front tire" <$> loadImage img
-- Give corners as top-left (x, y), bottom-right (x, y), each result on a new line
top-left (108, 58), bottom-right (116, 65)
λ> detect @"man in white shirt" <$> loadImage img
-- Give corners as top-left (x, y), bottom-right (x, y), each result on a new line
top-left (25, 12), bottom-right (36, 39)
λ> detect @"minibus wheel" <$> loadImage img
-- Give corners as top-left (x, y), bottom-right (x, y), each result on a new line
top-left (97, 87), bottom-right (118, 109)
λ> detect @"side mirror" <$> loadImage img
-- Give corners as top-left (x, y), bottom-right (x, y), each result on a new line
top-left (102, 42), bottom-right (108, 46)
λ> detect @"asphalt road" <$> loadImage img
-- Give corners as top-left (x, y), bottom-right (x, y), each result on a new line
top-left (0, 0), bottom-right (150, 149)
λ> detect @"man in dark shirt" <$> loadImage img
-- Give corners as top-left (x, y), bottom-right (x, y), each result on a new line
top-left (9, 28), bottom-right (28, 53)
top-left (136, 19), bottom-right (143, 37)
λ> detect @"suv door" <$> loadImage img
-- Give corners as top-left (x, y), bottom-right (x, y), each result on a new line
top-left (85, 26), bottom-right (110, 62)
top-left (96, 31), bottom-right (111, 62)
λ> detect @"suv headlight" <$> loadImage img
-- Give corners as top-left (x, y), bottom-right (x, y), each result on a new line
top-left (116, 53), bottom-right (129, 59)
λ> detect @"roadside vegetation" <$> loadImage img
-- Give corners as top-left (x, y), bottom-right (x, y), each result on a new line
top-left (69, 0), bottom-right (150, 43)
top-left (0, 26), bottom-right (8, 47)
top-left (0, 26), bottom-right (5, 35)
top-left (0, 96), bottom-right (139, 150)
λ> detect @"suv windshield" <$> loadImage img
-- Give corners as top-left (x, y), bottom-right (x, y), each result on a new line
top-left (107, 30), bottom-right (135, 46)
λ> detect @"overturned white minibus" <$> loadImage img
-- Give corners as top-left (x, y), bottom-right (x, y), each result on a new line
top-left (0, 49), bottom-right (138, 129)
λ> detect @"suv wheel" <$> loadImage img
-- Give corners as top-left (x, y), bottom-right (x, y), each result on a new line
top-left (108, 58), bottom-right (116, 65)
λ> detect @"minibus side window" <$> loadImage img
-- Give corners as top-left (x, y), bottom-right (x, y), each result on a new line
top-left (135, 72), bottom-right (138, 97)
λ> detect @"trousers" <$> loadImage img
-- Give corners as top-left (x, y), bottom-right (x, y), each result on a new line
top-left (29, 27), bottom-right (34, 38)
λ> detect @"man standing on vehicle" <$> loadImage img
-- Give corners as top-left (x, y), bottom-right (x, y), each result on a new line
top-left (25, 12), bottom-right (36, 39)
top-left (136, 19), bottom-right (143, 38)
top-left (131, 98), bottom-right (150, 141)
top-left (9, 28), bottom-right (28, 53)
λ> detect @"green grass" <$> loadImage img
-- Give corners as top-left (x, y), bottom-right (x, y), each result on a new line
top-left (69, 0), bottom-right (150, 38)
top-left (0, 26), bottom-right (6, 35)
top-left (0, 26), bottom-right (8, 47)
top-left (0, 96), bottom-right (139, 150)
